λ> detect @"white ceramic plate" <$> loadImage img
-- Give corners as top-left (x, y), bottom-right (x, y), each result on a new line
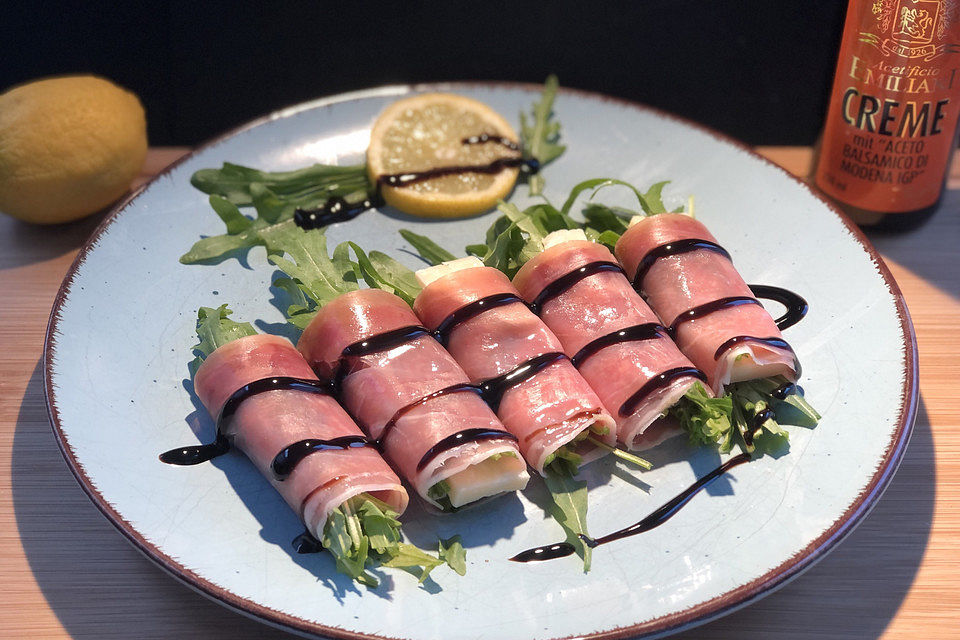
top-left (44, 83), bottom-right (917, 640)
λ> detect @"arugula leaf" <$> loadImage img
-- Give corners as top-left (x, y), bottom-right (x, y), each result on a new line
top-left (670, 383), bottom-right (736, 452)
top-left (321, 495), bottom-right (459, 587)
top-left (182, 162), bottom-right (373, 264)
top-left (398, 229), bottom-right (457, 266)
top-left (542, 468), bottom-right (592, 572)
top-left (672, 378), bottom-right (820, 455)
top-left (189, 305), bottom-right (258, 376)
top-left (438, 535), bottom-right (467, 576)
top-left (520, 74), bottom-right (565, 196)
top-left (465, 178), bottom-right (683, 275)
top-left (381, 544), bottom-right (445, 584)
top-left (347, 243), bottom-right (422, 305)
top-left (322, 503), bottom-right (377, 586)
top-left (259, 222), bottom-right (359, 315)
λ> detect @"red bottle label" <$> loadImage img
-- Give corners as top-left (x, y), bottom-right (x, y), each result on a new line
top-left (814, 0), bottom-right (960, 213)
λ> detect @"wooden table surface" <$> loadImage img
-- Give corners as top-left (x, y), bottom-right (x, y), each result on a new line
top-left (1, 147), bottom-right (957, 640)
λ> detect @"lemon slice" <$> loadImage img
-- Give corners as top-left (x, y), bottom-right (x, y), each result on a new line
top-left (367, 93), bottom-right (521, 218)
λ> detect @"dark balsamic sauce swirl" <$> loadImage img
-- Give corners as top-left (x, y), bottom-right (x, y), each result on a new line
top-left (433, 293), bottom-right (525, 345)
top-left (377, 156), bottom-right (539, 189)
top-left (748, 284), bottom-right (808, 331)
top-left (570, 322), bottom-right (668, 368)
top-left (292, 134), bottom-right (530, 231)
top-left (159, 376), bottom-right (330, 466)
top-left (529, 261), bottom-right (627, 314)
top-left (510, 452), bottom-right (752, 562)
top-left (292, 530), bottom-right (324, 554)
top-left (340, 325), bottom-right (431, 357)
top-left (631, 238), bottom-right (731, 289)
top-left (743, 408), bottom-right (777, 447)
top-left (461, 133), bottom-right (521, 152)
top-left (772, 381), bottom-right (804, 399)
top-left (378, 383), bottom-right (482, 446)
top-left (477, 351), bottom-right (567, 412)
top-left (415, 428), bottom-right (518, 472)
top-left (618, 366), bottom-right (708, 417)
top-left (667, 296), bottom-right (762, 336)
top-left (271, 435), bottom-right (376, 481)
top-left (294, 196), bottom-right (382, 230)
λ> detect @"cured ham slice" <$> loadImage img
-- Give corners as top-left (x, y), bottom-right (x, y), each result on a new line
top-left (615, 213), bottom-right (799, 394)
top-left (193, 333), bottom-right (408, 538)
top-left (513, 233), bottom-right (705, 450)
top-left (413, 258), bottom-right (617, 475)
top-left (297, 288), bottom-right (529, 509)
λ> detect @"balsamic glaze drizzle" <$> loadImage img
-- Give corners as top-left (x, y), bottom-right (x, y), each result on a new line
top-left (529, 261), bottom-right (627, 314)
top-left (159, 376), bottom-right (330, 466)
top-left (510, 452), bottom-right (753, 562)
top-left (743, 408), bottom-right (777, 447)
top-left (294, 196), bottom-right (382, 230)
top-left (378, 383), bottom-right (483, 446)
top-left (748, 284), bottom-right (808, 331)
top-left (477, 351), bottom-right (567, 412)
top-left (271, 435), bottom-right (376, 481)
top-left (631, 239), bottom-right (731, 289)
top-left (461, 133), bottom-right (521, 152)
top-left (292, 530), bottom-right (324, 554)
top-left (570, 323), bottom-right (668, 368)
top-left (618, 366), bottom-right (708, 418)
top-left (377, 156), bottom-right (539, 189)
top-left (433, 293), bottom-right (525, 345)
top-left (667, 296), bottom-right (762, 336)
top-left (772, 381), bottom-right (804, 399)
top-left (290, 133), bottom-right (531, 231)
top-left (416, 428), bottom-right (518, 472)
top-left (341, 325), bottom-right (431, 358)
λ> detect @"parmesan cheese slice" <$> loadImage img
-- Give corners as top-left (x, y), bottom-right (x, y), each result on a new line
top-left (541, 228), bottom-right (588, 249)
top-left (415, 256), bottom-right (484, 287)
top-left (445, 452), bottom-right (529, 508)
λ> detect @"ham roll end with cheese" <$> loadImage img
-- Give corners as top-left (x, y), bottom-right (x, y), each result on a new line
top-left (615, 213), bottom-right (799, 394)
top-left (413, 257), bottom-right (617, 475)
top-left (193, 333), bottom-right (409, 538)
top-left (298, 289), bottom-right (530, 511)
top-left (513, 230), bottom-right (707, 451)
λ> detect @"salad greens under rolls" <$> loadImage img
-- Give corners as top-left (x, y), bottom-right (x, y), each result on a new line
top-left (182, 305), bottom-right (459, 587)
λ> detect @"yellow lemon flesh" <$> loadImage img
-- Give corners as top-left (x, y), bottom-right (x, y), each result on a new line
top-left (0, 75), bottom-right (147, 224)
top-left (367, 93), bottom-right (520, 218)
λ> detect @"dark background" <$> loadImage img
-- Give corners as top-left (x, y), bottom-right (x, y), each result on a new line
top-left (3, 1), bottom-right (848, 146)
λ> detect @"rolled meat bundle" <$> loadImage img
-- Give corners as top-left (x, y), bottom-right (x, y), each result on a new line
top-left (513, 231), bottom-right (707, 450)
top-left (298, 288), bottom-right (530, 510)
top-left (191, 332), bottom-right (409, 539)
top-left (615, 213), bottom-right (799, 394)
top-left (413, 257), bottom-right (617, 475)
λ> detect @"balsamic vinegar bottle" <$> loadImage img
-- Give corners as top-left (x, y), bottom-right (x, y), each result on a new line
top-left (812, 0), bottom-right (960, 230)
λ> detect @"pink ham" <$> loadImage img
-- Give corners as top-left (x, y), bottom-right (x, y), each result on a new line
top-left (413, 265), bottom-right (616, 474)
top-left (298, 288), bottom-right (529, 508)
top-left (194, 334), bottom-right (408, 538)
top-left (513, 240), bottom-right (704, 450)
top-left (615, 213), bottom-right (798, 394)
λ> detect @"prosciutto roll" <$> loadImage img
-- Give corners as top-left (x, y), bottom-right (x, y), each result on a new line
top-left (513, 232), bottom-right (706, 450)
top-left (413, 258), bottom-right (617, 475)
top-left (193, 333), bottom-right (408, 538)
top-left (298, 288), bottom-right (530, 509)
top-left (615, 213), bottom-right (798, 394)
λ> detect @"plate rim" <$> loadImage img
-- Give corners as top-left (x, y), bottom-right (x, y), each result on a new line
top-left (42, 81), bottom-right (919, 640)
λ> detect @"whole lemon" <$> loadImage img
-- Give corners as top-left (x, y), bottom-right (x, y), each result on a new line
top-left (0, 75), bottom-right (147, 224)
